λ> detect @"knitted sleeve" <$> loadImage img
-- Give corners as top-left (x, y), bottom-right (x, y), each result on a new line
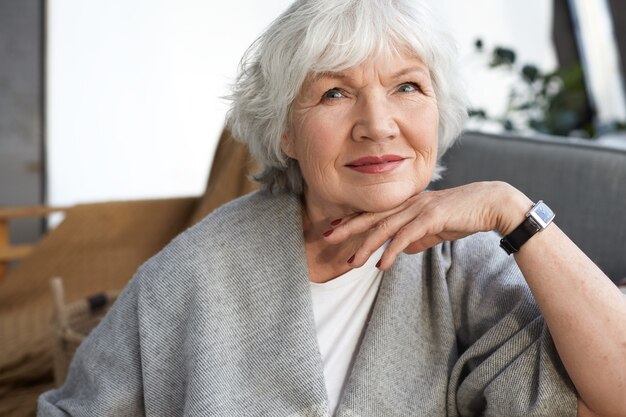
top-left (444, 232), bottom-right (577, 417)
top-left (37, 274), bottom-right (145, 417)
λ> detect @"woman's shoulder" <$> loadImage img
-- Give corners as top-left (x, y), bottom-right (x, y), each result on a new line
top-left (196, 189), bottom-right (299, 229)
top-left (133, 190), bottom-right (304, 288)
top-left (168, 190), bottom-right (296, 247)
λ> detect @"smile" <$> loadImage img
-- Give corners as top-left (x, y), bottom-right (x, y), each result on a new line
top-left (345, 155), bottom-right (406, 174)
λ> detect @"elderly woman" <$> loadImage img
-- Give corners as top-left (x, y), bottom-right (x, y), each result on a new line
top-left (39, 1), bottom-right (626, 416)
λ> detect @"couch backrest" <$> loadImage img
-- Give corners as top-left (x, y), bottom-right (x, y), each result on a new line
top-left (432, 131), bottom-right (626, 282)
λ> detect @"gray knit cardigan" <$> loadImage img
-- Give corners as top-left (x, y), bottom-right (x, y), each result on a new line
top-left (38, 190), bottom-right (576, 417)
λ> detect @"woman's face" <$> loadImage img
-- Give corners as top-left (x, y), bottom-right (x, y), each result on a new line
top-left (283, 52), bottom-right (439, 218)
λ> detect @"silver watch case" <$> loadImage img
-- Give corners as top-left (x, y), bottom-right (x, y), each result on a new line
top-left (527, 200), bottom-right (555, 230)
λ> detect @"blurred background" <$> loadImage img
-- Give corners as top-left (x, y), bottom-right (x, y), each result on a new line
top-left (2, 0), bottom-right (625, 244)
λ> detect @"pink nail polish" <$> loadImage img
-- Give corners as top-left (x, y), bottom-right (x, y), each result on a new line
top-left (323, 229), bottom-right (333, 237)
top-left (330, 218), bottom-right (342, 226)
top-left (347, 255), bottom-right (355, 264)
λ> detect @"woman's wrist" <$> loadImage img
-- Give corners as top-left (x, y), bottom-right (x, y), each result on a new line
top-left (490, 182), bottom-right (534, 236)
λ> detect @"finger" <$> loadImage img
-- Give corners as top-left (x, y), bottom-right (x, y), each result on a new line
top-left (376, 220), bottom-right (436, 270)
top-left (348, 207), bottom-right (426, 268)
top-left (321, 213), bottom-right (359, 237)
top-left (323, 211), bottom-right (383, 243)
top-left (403, 235), bottom-right (445, 254)
top-left (327, 212), bottom-right (360, 227)
top-left (378, 235), bottom-right (443, 270)
top-left (378, 230), bottom-right (469, 270)
top-left (324, 198), bottom-right (417, 244)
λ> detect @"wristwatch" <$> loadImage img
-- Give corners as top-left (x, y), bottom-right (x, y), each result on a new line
top-left (500, 200), bottom-right (555, 255)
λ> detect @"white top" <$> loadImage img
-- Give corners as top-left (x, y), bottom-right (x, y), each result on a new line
top-left (310, 245), bottom-right (386, 414)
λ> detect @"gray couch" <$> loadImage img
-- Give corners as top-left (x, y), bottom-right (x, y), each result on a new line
top-left (433, 131), bottom-right (626, 283)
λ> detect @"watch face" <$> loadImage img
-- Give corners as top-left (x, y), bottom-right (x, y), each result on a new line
top-left (529, 201), bottom-right (555, 228)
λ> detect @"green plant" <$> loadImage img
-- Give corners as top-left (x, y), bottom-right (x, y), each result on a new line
top-left (468, 40), bottom-right (625, 138)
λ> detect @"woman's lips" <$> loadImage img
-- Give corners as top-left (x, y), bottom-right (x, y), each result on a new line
top-left (345, 155), bottom-right (406, 174)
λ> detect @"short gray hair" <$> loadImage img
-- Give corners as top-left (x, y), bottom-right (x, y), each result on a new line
top-left (227, 0), bottom-right (468, 193)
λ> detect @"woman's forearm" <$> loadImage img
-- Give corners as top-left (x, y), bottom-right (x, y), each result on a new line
top-left (513, 221), bottom-right (626, 417)
top-left (326, 180), bottom-right (626, 415)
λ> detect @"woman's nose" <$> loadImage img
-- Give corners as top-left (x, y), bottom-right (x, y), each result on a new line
top-left (351, 94), bottom-right (399, 142)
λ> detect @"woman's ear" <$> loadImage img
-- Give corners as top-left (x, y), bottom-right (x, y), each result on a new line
top-left (281, 132), bottom-right (297, 159)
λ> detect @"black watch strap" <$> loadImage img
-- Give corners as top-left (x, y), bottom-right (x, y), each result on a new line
top-left (499, 218), bottom-right (541, 255)
top-left (500, 200), bottom-right (555, 255)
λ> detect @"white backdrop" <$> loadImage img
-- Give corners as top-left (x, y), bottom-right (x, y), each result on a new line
top-left (47, 0), bottom-right (556, 207)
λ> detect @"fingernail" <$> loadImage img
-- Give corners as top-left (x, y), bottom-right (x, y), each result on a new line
top-left (330, 218), bottom-right (342, 226)
top-left (322, 229), bottom-right (334, 237)
top-left (375, 259), bottom-right (381, 268)
top-left (347, 255), bottom-right (355, 264)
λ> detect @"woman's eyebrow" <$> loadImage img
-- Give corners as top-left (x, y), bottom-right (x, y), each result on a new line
top-left (311, 71), bottom-right (350, 82)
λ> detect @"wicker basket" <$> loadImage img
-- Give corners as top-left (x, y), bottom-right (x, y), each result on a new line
top-left (49, 277), bottom-right (119, 386)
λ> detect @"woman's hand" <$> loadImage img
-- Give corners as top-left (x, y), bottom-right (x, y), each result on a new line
top-left (323, 181), bottom-right (532, 269)
top-left (324, 180), bottom-right (626, 416)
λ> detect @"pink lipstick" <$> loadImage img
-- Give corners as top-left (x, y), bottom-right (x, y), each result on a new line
top-left (345, 155), bottom-right (405, 174)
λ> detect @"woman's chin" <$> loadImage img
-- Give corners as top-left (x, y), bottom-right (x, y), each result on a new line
top-left (351, 186), bottom-right (422, 213)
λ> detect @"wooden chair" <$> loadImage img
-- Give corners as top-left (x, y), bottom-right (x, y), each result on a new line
top-left (0, 129), bottom-right (258, 417)
top-left (0, 206), bottom-right (67, 282)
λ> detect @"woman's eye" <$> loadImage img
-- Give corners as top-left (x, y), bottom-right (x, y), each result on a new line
top-left (398, 82), bottom-right (420, 93)
top-left (322, 88), bottom-right (345, 100)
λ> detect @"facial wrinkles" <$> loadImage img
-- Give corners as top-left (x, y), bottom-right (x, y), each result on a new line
top-left (292, 112), bottom-right (338, 186)
top-left (399, 104), bottom-right (438, 173)
top-left (287, 54), bottom-right (441, 216)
